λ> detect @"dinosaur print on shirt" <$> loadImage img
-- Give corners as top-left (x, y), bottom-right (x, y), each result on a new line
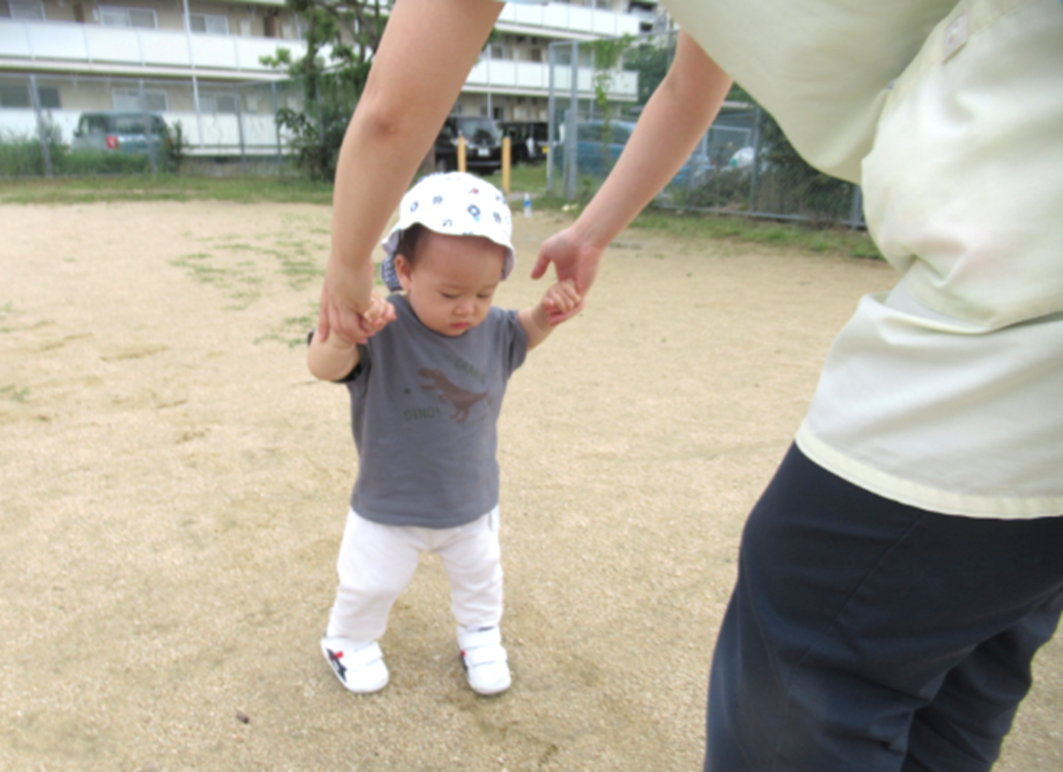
top-left (419, 368), bottom-right (488, 424)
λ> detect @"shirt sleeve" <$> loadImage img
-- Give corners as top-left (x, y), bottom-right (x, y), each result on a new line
top-left (500, 308), bottom-right (529, 378)
top-left (336, 344), bottom-right (369, 385)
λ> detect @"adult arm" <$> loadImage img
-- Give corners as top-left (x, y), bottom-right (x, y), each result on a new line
top-left (318, 0), bottom-right (504, 342)
top-left (531, 32), bottom-right (733, 318)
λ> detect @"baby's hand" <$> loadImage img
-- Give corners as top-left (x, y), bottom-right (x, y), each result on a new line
top-left (541, 279), bottom-right (582, 325)
top-left (328, 292), bottom-right (394, 347)
top-left (359, 292), bottom-right (395, 337)
top-left (356, 292), bottom-right (396, 342)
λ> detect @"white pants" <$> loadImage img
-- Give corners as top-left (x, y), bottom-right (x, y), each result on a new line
top-left (326, 507), bottom-right (503, 641)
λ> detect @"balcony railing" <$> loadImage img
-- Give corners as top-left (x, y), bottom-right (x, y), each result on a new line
top-left (498, 3), bottom-right (642, 37)
top-left (1, 19), bottom-right (637, 99)
top-left (468, 58), bottom-right (637, 101)
top-left (0, 19), bottom-right (308, 76)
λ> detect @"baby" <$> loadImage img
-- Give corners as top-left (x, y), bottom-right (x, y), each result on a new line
top-left (308, 173), bottom-right (579, 695)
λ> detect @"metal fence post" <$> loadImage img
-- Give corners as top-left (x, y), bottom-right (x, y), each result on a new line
top-left (235, 87), bottom-right (247, 170)
top-left (192, 75), bottom-right (204, 155)
top-left (564, 40), bottom-right (579, 201)
top-left (546, 42), bottom-right (556, 194)
top-left (139, 79), bottom-right (158, 174)
top-left (749, 104), bottom-right (762, 213)
top-left (27, 74), bottom-right (53, 178)
top-left (272, 81), bottom-right (282, 167)
top-left (848, 185), bottom-right (863, 230)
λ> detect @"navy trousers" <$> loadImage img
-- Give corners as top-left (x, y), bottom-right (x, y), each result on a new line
top-left (705, 445), bottom-right (1063, 772)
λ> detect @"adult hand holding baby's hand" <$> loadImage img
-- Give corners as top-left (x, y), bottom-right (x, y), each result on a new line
top-left (542, 279), bottom-right (582, 325)
top-left (531, 226), bottom-right (604, 322)
top-left (318, 262), bottom-right (396, 344)
top-left (359, 292), bottom-right (396, 338)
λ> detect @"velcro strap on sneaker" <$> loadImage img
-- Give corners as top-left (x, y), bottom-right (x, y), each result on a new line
top-left (458, 626), bottom-right (502, 649)
top-left (344, 642), bottom-right (383, 670)
top-left (462, 643), bottom-right (508, 667)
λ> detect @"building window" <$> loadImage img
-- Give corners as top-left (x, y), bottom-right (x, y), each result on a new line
top-left (0, 83), bottom-right (60, 109)
top-left (99, 6), bottom-right (158, 29)
top-left (189, 13), bottom-right (229, 35)
top-left (38, 86), bottom-right (59, 108)
top-left (112, 87), bottom-right (169, 112)
top-left (0, 0), bottom-right (45, 19)
top-left (0, 84), bottom-right (30, 108)
top-left (200, 93), bottom-right (239, 114)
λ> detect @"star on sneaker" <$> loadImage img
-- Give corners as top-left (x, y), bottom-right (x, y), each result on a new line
top-left (320, 635), bottom-right (389, 693)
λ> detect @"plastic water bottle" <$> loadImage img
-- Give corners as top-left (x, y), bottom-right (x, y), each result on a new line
top-left (523, 192), bottom-right (532, 218)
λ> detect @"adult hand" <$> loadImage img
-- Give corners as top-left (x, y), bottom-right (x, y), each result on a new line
top-left (316, 261), bottom-right (395, 343)
top-left (530, 227), bottom-right (606, 322)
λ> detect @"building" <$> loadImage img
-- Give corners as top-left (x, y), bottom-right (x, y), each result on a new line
top-left (0, 0), bottom-right (662, 158)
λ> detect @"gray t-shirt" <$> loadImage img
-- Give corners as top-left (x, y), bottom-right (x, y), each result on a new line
top-left (340, 294), bottom-right (528, 528)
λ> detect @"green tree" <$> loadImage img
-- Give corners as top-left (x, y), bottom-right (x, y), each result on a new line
top-left (590, 34), bottom-right (633, 173)
top-left (623, 38), bottom-right (671, 106)
top-left (261, 0), bottom-right (387, 181)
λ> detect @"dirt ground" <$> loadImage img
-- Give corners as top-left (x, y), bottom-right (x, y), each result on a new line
top-left (1, 200), bottom-right (1059, 772)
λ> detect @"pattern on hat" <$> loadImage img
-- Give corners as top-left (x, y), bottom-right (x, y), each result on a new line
top-left (380, 173), bottom-right (515, 291)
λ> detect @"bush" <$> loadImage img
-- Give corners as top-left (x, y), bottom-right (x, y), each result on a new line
top-left (676, 168), bottom-right (752, 211)
top-left (0, 122), bottom-right (64, 177)
top-left (273, 98), bottom-right (350, 182)
top-left (59, 150), bottom-right (152, 175)
top-left (1, 116), bottom-right (185, 177)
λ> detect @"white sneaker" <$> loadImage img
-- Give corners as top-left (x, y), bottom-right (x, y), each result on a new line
top-left (321, 635), bottom-right (389, 694)
top-left (457, 625), bottom-right (511, 695)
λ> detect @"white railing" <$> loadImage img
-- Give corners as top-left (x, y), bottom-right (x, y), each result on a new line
top-left (0, 19), bottom-right (308, 75)
top-left (498, 3), bottom-right (641, 37)
top-left (466, 58), bottom-right (637, 100)
top-left (1, 19), bottom-right (637, 99)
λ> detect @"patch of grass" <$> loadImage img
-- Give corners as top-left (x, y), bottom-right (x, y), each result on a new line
top-left (168, 251), bottom-right (264, 309)
top-left (257, 304), bottom-right (318, 348)
top-left (1, 384), bottom-right (30, 402)
top-left (0, 174), bottom-right (334, 206)
top-left (0, 301), bottom-right (15, 333)
top-left (630, 209), bottom-right (883, 261)
top-left (487, 162), bottom-right (882, 260)
top-left (2, 166), bottom-right (881, 261)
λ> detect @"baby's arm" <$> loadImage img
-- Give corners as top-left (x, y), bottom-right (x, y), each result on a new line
top-left (307, 292), bottom-right (390, 380)
top-left (518, 279), bottom-right (581, 350)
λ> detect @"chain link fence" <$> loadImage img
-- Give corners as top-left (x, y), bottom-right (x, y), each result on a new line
top-left (0, 71), bottom-right (302, 177)
top-left (3, 31), bottom-right (864, 229)
top-left (546, 31), bottom-right (865, 229)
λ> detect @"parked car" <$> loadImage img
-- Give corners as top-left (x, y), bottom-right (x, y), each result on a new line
top-left (560, 119), bottom-right (713, 186)
top-left (71, 111), bottom-right (171, 155)
top-left (433, 116), bottom-right (504, 173)
top-left (498, 121), bottom-right (549, 164)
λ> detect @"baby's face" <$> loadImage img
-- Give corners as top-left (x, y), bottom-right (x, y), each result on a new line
top-left (397, 231), bottom-right (506, 337)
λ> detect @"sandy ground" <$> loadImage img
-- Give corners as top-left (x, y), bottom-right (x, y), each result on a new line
top-left (1, 200), bottom-right (1059, 772)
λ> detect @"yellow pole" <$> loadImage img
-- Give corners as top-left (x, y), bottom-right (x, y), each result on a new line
top-left (457, 136), bottom-right (467, 173)
top-left (502, 136), bottom-right (511, 196)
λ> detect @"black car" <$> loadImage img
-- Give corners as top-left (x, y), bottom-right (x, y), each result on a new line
top-left (499, 121), bottom-right (549, 164)
top-left (433, 116), bottom-right (504, 173)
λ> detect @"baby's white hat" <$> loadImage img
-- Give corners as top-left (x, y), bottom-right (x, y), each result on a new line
top-left (380, 172), bottom-right (515, 292)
